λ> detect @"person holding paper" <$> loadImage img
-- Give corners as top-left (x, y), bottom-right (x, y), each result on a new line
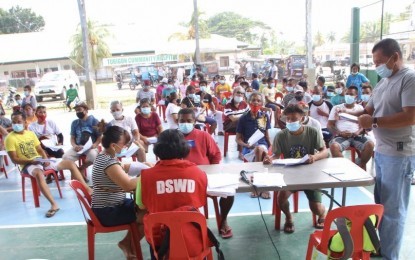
top-left (135, 98), bottom-right (163, 153)
top-left (108, 100), bottom-right (146, 162)
top-left (236, 92), bottom-right (271, 199)
top-left (263, 104), bottom-right (328, 233)
top-left (63, 102), bottom-right (102, 179)
top-left (178, 108), bottom-right (235, 239)
top-left (5, 111), bottom-right (92, 218)
top-left (327, 86), bottom-right (374, 170)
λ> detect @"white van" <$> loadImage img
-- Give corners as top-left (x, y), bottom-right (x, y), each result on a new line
top-left (34, 70), bottom-right (80, 102)
top-left (359, 54), bottom-right (374, 67)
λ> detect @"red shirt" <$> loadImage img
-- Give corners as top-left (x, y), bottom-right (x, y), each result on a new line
top-left (135, 112), bottom-right (161, 137)
top-left (223, 99), bottom-right (248, 125)
top-left (184, 129), bottom-right (221, 165)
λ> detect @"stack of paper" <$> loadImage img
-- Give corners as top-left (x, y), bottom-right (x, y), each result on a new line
top-left (247, 129), bottom-right (264, 146)
top-left (34, 157), bottom-right (58, 163)
top-left (77, 138), bottom-right (93, 155)
top-left (127, 161), bottom-right (150, 177)
top-left (207, 174), bottom-right (240, 197)
top-left (123, 143), bottom-right (139, 158)
top-left (253, 172), bottom-right (286, 187)
top-left (272, 154), bottom-right (309, 166)
top-left (339, 113), bottom-right (358, 122)
top-left (147, 137), bottom-right (158, 144)
top-left (323, 168), bottom-right (373, 181)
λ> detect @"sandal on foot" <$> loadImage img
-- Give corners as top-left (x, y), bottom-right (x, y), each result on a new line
top-left (219, 227), bottom-right (233, 239)
top-left (45, 208), bottom-right (60, 218)
top-left (46, 176), bottom-right (53, 184)
top-left (315, 217), bottom-right (325, 229)
top-left (283, 222), bottom-right (295, 233)
top-left (250, 192), bottom-right (259, 198)
top-left (260, 191), bottom-right (271, 199)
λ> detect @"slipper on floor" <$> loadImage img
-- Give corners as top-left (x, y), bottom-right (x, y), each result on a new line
top-left (250, 192), bottom-right (259, 198)
top-left (283, 222), bottom-right (295, 233)
top-left (220, 228), bottom-right (233, 239)
top-left (315, 217), bottom-right (325, 229)
top-left (45, 208), bottom-right (60, 218)
top-left (260, 191), bottom-right (271, 199)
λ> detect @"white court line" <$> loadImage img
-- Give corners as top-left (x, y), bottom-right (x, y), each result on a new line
top-left (0, 222), bottom-right (85, 229)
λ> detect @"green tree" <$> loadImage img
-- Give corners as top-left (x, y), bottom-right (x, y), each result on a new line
top-left (314, 31), bottom-right (325, 46)
top-left (168, 9), bottom-right (210, 41)
top-left (70, 20), bottom-right (111, 79)
top-left (327, 31), bottom-right (336, 44)
top-left (0, 5), bottom-right (45, 34)
top-left (206, 12), bottom-right (271, 44)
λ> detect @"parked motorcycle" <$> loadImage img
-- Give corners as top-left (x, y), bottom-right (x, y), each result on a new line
top-left (5, 86), bottom-right (16, 108)
top-left (334, 68), bottom-right (347, 83)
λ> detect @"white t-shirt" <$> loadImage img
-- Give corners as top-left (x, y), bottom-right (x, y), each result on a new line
top-left (234, 63), bottom-right (241, 74)
top-left (165, 103), bottom-right (180, 129)
top-left (110, 116), bottom-right (138, 138)
top-left (310, 101), bottom-right (331, 128)
top-left (303, 116), bottom-right (323, 139)
top-left (271, 65), bottom-right (278, 79)
top-left (328, 103), bottom-right (364, 133)
top-left (136, 89), bottom-right (155, 101)
top-left (29, 120), bottom-right (61, 138)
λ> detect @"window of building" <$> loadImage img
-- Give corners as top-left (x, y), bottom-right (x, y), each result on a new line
top-left (11, 70), bottom-right (25, 78)
top-left (27, 69), bottom-right (37, 78)
top-left (3, 71), bottom-right (9, 76)
top-left (63, 65), bottom-right (71, 70)
top-left (219, 56), bottom-right (229, 67)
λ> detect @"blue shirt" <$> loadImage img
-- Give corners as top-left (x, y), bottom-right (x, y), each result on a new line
top-left (346, 73), bottom-right (369, 98)
top-left (236, 111), bottom-right (270, 146)
top-left (251, 79), bottom-right (260, 91)
top-left (70, 115), bottom-right (100, 145)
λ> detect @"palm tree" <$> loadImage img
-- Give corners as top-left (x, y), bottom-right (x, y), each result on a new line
top-left (71, 20), bottom-right (111, 79)
top-left (314, 31), bottom-right (325, 47)
top-left (168, 9), bottom-right (210, 41)
top-left (327, 31), bottom-right (336, 44)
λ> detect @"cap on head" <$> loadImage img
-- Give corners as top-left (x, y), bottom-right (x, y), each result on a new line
top-left (74, 101), bottom-right (89, 110)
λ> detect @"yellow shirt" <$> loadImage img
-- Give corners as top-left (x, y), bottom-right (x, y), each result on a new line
top-left (5, 130), bottom-right (41, 168)
top-left (262, 87), bottom-right (276, 103)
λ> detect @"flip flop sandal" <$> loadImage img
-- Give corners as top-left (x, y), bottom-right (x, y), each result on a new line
top-left (220, 227), bottom-right (233, 239)
top-left (315, 217), bottom-right (325, 229)
top-left (250, 192), bottom-right (259, 198)
top-left (260, 191), bottom-right (271, 199)
top-left (283, 222), bottom-right (295, 233)
top-left (45, 208), bottom-right (60, 218)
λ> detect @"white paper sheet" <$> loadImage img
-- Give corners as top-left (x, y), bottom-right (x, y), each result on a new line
top-left (33, 157), bottom-right (58, 163)
top-left (77, 137), bottom-right (93, 155)
top-left (272, 154), bottom-right (309, 166)
top-left (0, 150), bottom-right (8, 156)
top-left (147, 137), bottom-right (158, 144)
top-left (247, 129), bottom-right (264, 146)
top-left (123, 143), bottom-right (139, 158)
top-left (324, 169), bottom-right (373, 182)
top-left (339, 113), bottom-right (358, 122)
top-left (207, 174), bottom-right (240, 188)
top-left (207, 184), bottom-right (238, 198)
top-left (127, 161), bottom-right (150, 177)
top-left (253, 172), bottom-right (286, 187)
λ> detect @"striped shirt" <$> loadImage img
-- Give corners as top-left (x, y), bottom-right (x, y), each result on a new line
top-left (223, 99), bottom-right (249, 125)
top-left (91, 153), bottom-right (126, 209)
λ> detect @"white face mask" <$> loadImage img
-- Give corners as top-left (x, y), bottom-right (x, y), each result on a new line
top-left (233, 96), bottom-right (243, 103)
top-left (111, 111), bottom-right (123, 120)
top-left (335, 88), bottom-right (343, 95)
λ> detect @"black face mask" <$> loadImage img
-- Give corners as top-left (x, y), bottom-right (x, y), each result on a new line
top-left (76, 112), bottom-right (85, 119)
top-left (295, 95), bottom-right (303, 101)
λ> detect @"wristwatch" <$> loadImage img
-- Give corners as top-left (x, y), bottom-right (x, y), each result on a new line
top-left (372, 117), bottom-right (378, 128)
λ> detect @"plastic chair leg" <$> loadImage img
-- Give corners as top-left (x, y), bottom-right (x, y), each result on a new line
top-left (224, 133), bottom-right (229, 157)
top-left (87, 225), bottom-right (95, 260)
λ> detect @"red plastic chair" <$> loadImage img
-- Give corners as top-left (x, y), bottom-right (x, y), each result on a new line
top-left (69, 180), bottom-right (143, 260)
top-left (78, 146), bottom-right (102, 179)
top-left (21, 169), bottom-right (63, 207)
top-left (145, 211), bottom-right (213, 260)
top-left (223, 132), bottom-right (236, 157)
top-left (306, 204), bottom-right (384, 260)
top-left (203, 195), bottom-right (221, 232)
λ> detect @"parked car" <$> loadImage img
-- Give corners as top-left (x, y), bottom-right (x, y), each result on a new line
top-left (34, 70), bottom-right (80, 102)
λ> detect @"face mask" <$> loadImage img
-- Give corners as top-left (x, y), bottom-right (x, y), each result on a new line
top-left (249, 104), bottom-right (261, 114)
top-left (351, 72), bottom-right (358, 76)
top-left (115, 146), bottom-right (128, 157)
top-left (295, 95), bottom-right (303, 101)
top-left (111, 111), bottom-right (123, 120)
top-left (270, 83), bottom-right (275, 88)
top-left (16, 100), bottom-right (22, 105)
top-left (70, 86), bottom-right (73, 89)
top-left (245, 92), bottom-right (252, 100)
top-left (37, 115), bottom-right (46, 122)
top-left (234, 96), bottom-right (243, 103)
top-left (76, 111), bottom-right (85, 119)
top-left (312, 95), bottom-right (321, 102)
top-left (24, 91), bottom-right (30, 97)
top-left (335, 88), bottom-right (343, 95)
top-left (219, 80), bottom-right (225, 84)
top-left (200, 86), bottom-right (207, 92)
top-left (376, 56), bottom-right (394, 78)
top-left (286, 87), bottom-right (293, 92)
top-left (345, 95), bottom-right (356, 104)
top-left (327, 92), bottom-right (335, 97)
top-left (12, 123), bottom-right (24, 132)
top-left (361, 94), bottom-right (370, 102)
top-left (141, 107), bottom-right (151, 115)
top-left (143, 86), bottom-right (150, 90)
top-left (286, 121), bottom-right (301, 132)
top-left (188, 93), bottom-right (196, 99)
top-left (178, 123), bottom-right (194, 134)
top-left (167, 84), bottom-right (173, 89)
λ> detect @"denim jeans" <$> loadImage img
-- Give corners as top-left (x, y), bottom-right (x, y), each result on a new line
top-left (374, 152), bottom-right (415, 260)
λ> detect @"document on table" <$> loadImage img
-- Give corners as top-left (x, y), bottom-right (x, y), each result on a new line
top-left (323, 168), bottom-right (373, 181)
top-left (77, 138), bottom-right (93, 155)
top-left (33, 157), bottom-right (57, 163)
top-left (339, 113), bottom-right (358, 122)
top-left (147, 137), bottom-right (158, 144)
top-left (272, 154), bottom-right (309, 166)
top-left (247, 129), bottom-right (264, 146)
top-left (123, 143), bottom-right (139, 158)
top-left (207, 174), bottom-right (240, 197)
top-left (253, 172), bottom-right (286, 187)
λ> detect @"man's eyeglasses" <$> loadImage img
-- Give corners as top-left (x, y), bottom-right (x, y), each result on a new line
top-left (236, 91), bottom-right (245, 95)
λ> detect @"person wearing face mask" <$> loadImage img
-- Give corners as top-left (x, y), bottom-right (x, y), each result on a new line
top-left (346, 63), bottom-right (370, 100)
top-left (162, 78), bottom-right (177, 104)
top-left (297, 102), bottom-right (324, 140)
top-left (309, 87), bottom-right (333, 145)
top-left (136, 81), bottom-right (155, 107)
top-left (287, 86), bottom-right (312, 106)
top-left (135, 98), bottom-right (163, 153)
top-left (215, 75), bottom-right (232, 102)
top-left (197, 80), bottom-right (223, 135)
top-left (251, 73), bottom-right (260, 91)
top-left (5, 111), bottom-right (92, 217)
top-left (177, 108), bottom-right (235, 239)
top-left (325, 85), bottom-right (336, 101)
top-left (359, 85), bottom-right (372, 108)
top-left (223, 86), bottom-right (249, 134)
top-left (65, 84), bottom-right (79, 112)
top-left (108, 101), bottom-right (146, 162)
top-left (21, 85), bottom-right (37, 111)
top-left (236, 93), bottom-right (272, 199)
top-left (328, 86), bottom-right (374, 170)
top-left (262, 77), bottom-right (283, 128)
top-left (165, 92), bottom-right (180, 130)
top-left (357, 38), bottom-right (415, 260)
top-left (282, 78), bottom-right (297, 107)
top-left (179, 77), bottom-right (190, 99)
top-left (23, 103), bottom-right (37, 128)
top-left (330, 82), bottom-right (346, 106)
top-left (263, 104), bottom-right (328, 233)
top-left (62, 102), bottom-right (102, 178)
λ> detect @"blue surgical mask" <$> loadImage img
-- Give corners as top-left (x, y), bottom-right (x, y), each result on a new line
top-left (188, 93), bottom-right (196, 99)
top-left (24, 91), bottom-right (30, 97)
top-left (12, 123), bottom-right (24, 132)
top-left (345, 95), bottom-right (356, 104)
top-left (141, 107), bottom-right (151, 115)
top-left (219, 80), bottom-right (225, 84)
top-left (286, 87), bottom-right (293, 92)
top-left (245, 92), bottom-right (252, 100)
top-left (270, 83), bottom-right (275, 88)
top-left (178, 123), bottom-right (194, 134)
top-left (327, 92), bottom-right (335, 97)
top-left (115, 147), bottom-right (128, 157)
top-left (335, 88), bottom-right (343, 95)
top-left (200, 86), bottom-right (207, 92)
top-left (375, 56), bottom-right (394, 78)
top-left (312, 95), bottom-right (321, 102)
top-left (361, 94), bottom-right (370, 102)
top-left (286, 121), bottom-right (301, 132)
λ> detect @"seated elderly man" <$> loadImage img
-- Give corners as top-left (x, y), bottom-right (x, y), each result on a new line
top-left (263, 104), bottom-right (328, 233)
top-left (223, 86), bottom-right (249, 133)
top-left (327, 86), bottom-right (374, 170)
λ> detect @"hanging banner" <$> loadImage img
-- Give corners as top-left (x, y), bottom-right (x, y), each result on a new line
top-left (102, 54), bottom-right (178, 67)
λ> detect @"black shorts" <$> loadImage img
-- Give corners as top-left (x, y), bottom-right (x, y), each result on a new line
top-left (93, 198), bottom-right (136, 227)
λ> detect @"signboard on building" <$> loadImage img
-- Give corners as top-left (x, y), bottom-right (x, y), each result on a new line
top-left (102, 54), bottom-right (178, 67)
